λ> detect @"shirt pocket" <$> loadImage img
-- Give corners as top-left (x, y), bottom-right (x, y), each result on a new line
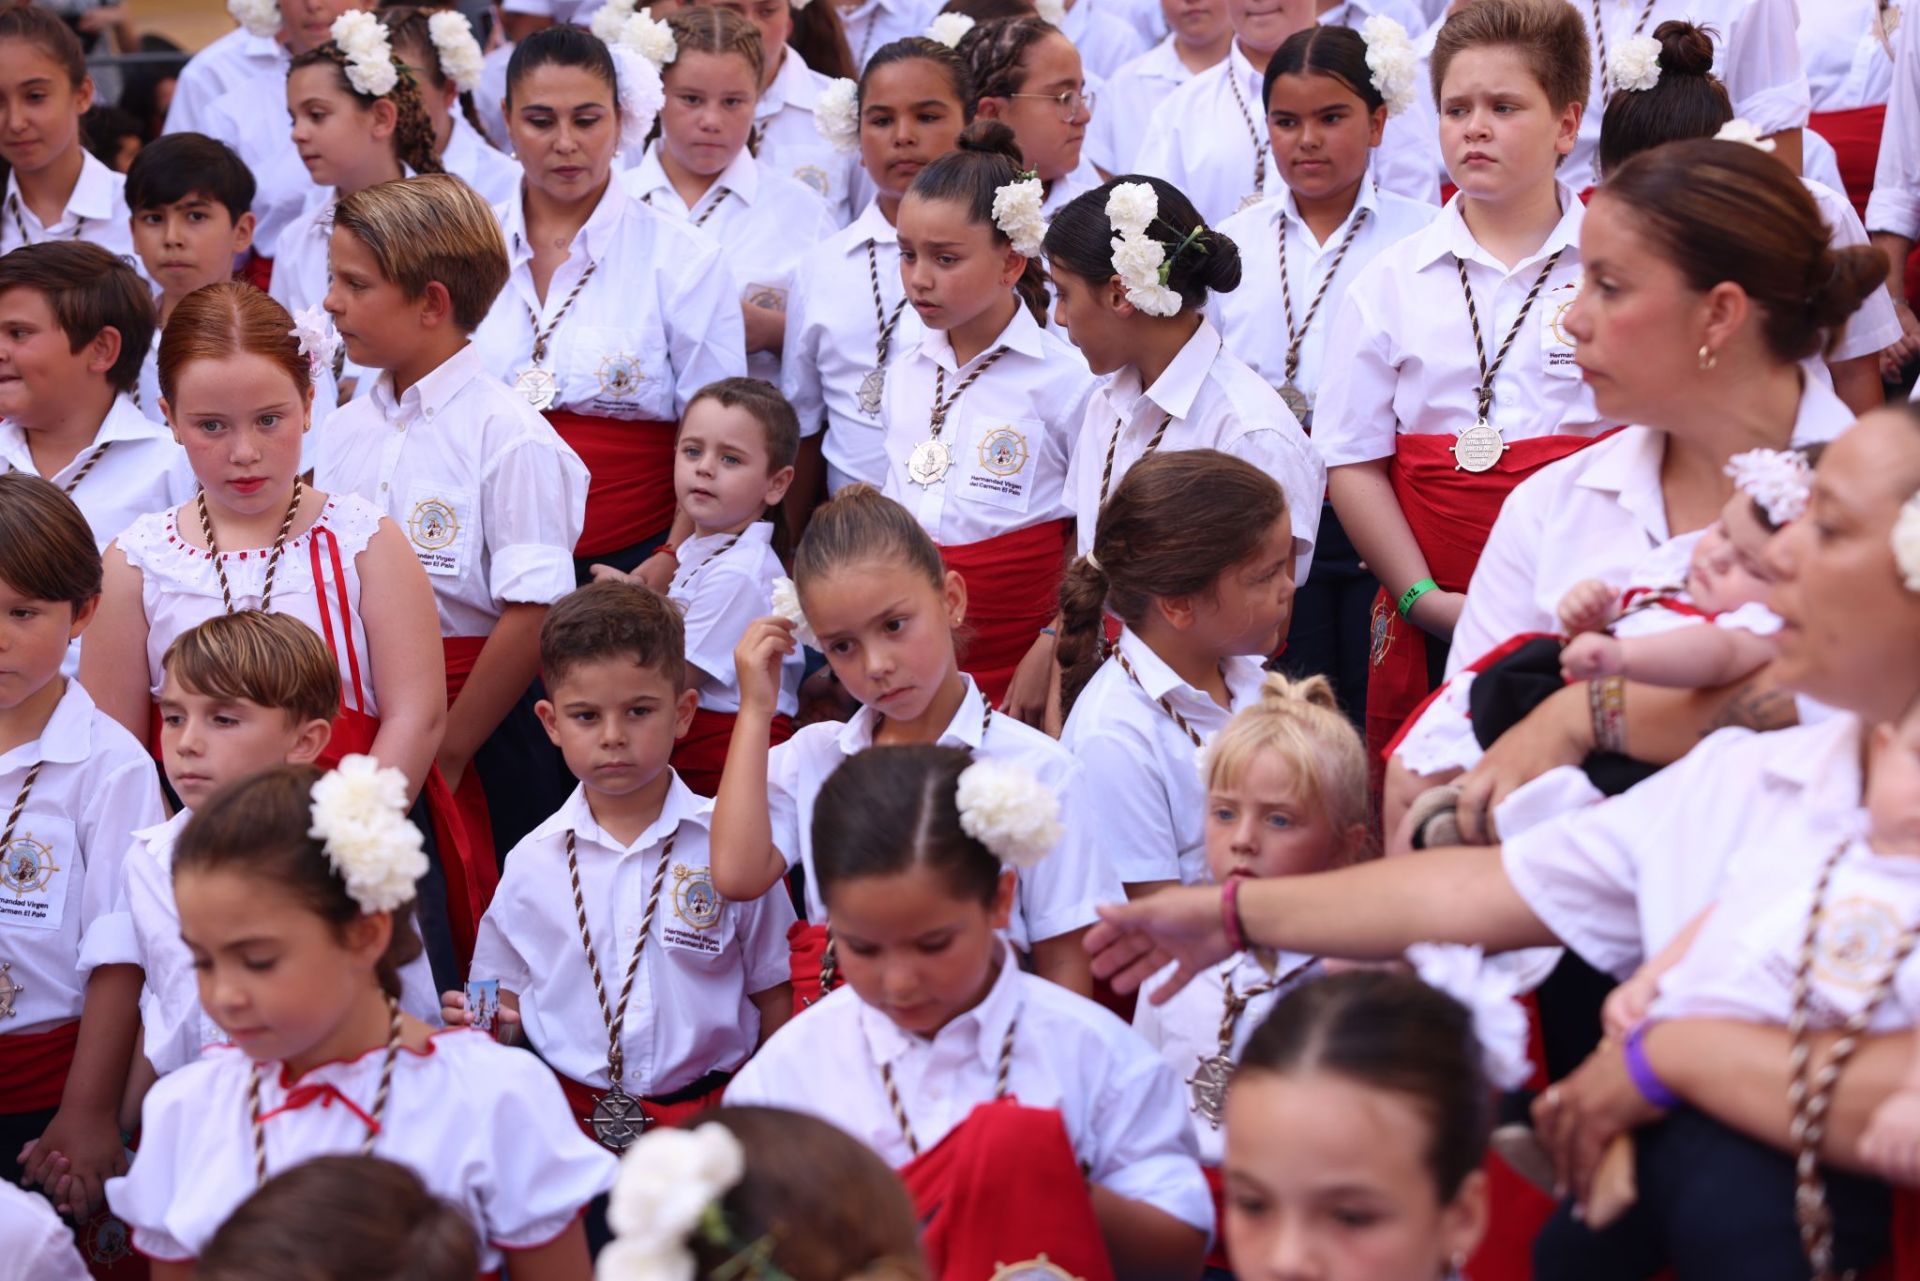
top-left (566, 323), bottom-right (669, 417)
top-left (657, 860), bottom-right (734, 961)
top-left (957, 414), bottom-right (1046, 515)
top-left (401, 482), bottom-right (475, 578)
top-left (1539, 281), bottom-right (1581, 380)
top-left (0, 813), bottom-right (77, 933)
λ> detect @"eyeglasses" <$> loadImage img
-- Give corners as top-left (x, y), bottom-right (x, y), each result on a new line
top-left (1007, 88), bottom-right (1096, 122)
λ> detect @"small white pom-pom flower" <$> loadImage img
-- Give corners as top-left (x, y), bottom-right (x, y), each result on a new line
top-left (1361, 16), bottom-right (1418, 115)
top-left (956, 758), bottom-right (1063, 869)
top-left (1407, 943), bottom-right (1534, 1091)
top-left (228, 0), bottom-right (282, 40)
top-left (308, 755), bottom-right (428, 914)
top-left (1111, 232), bottom-right (1182, 316)
top-left (428, 11), bottom-right (485, 93)
top-left (1724, 448), bottom-right (1813, 527)
top-left (769, 577), bottom-right (819, 650)
top-left (1895, 493), bottom-right (1920, 594)
top-left (590, 0), bottom-right (639, 44)
top-left (598, 1124), bottom-right (745, 1281)
top-left (815, 77), bottom-right (861, 153)
top-left (1713, 117), bottom-right (1777, 152)
top-left (927, 12), bottom-right (976, 47)
top-left (332, 10), bottom-right (399, 98)
top-left (288, 304), bottom-right (342, 382)
top-left (1104, 181), bottom-right (1157, 239)
top-left (991, 175), bottom-right (1047, 256)
top-left (1609, 33), bottom-right (1662, 94)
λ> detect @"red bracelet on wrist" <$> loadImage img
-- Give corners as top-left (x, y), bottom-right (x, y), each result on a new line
top-left (657, 542), bottom-right (679, 560)
top-left (1221, 876), bottom-right (1249, 953)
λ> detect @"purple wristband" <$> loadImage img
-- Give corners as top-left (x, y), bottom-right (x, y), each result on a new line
top-left (1622, 1021), bottom-right (1682, 1110)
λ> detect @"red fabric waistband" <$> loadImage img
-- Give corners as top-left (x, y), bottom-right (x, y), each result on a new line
top-left (546, 411), bottom-right (677, 559)
top-left (443, 634), bottom-right (488, 707)
top-left (938, 519), bottom-right (1072, 707)
top-left (1809, 104), bottom-right (1886, 219)
top-left (0, 1020), bottom-right (79, 1113)
top-left (552, 1068), bottom-right (728, 1146)
top-left (671, 708), bottom-right (793, 798)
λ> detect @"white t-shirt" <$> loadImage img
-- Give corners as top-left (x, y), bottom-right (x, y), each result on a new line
top-left (666, 524), bottom-right (802, 716)
top-left (1803, 175), bottom-right (1902, 363)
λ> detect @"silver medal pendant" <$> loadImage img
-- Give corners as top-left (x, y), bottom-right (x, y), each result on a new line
top-left (515, 367), bottom-right (558, 411)
top-left (1278, 382), bottom-right (1312, 424)
top-left (858, 368), bottom-right (886, 416)
top-left (1187, 1054), bottom-right (1235, 1129)
top-left (590, 1085), bottom-right (647, 1151)
top-left (907, 437), bottom-right (954, 487)
top-left (1451, 420), bottom-right (1509, 474)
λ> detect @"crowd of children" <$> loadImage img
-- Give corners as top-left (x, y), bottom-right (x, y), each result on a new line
top-left (0, 0), bottom-right (1917, 1277)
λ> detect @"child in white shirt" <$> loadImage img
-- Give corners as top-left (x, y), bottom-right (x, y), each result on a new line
top-left (958, 16), bottom-right (1103, 215)
top-left (1084, 0), bottom-right (1229, 175)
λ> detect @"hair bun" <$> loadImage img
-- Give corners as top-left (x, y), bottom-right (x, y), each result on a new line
top-left (1808, 244), bottom-right (1889, 339)
top-left (1651, 19), bottom-right (1715, 78)
top-left (956, 117), bottom-right (1024, 165)
top-left (1195, 226), bottom-right (1244, 294)
top-left (1257, 671), bottom-right (1340, 713)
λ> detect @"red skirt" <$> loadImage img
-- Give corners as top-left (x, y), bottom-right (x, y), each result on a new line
top-left (1809, 104), bottom-right (1887, 221)
top-left (938, 519), bottom-right (1072, 707)
top-left (1364, 431), bottom-right (1612, 771)
top-left (898, 1099), bottom-right (1116, 1281)
top-left (553, 1069), bottom-right (728, 1146)
top-left (670, 707), bottom-right (794, 797)
top-left (546, 411), bottom-right (677, 559)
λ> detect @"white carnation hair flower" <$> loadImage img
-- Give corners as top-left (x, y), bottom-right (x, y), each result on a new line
top-left (615, 7), bottom-right (679, 71)
top-left (599, 1123), bottom-right (747, 1281)
top-left (427, 10), bottom-right (485, 94)
top-left (288, 304), bottom-right (342, 384)
top-left (927, 12), bottom-right (976, 48)
top-left (955, 758), bottom-right (1062, 869)
top-left (1713, 117), bottom-right (1776, 152)
top-left (590, 0), bottom-right (640, 43)
top-left (308, 755), bottom-right (429, 915)
top-left (1724, 448), bottom-right (1813, 527)
top-left (1104, 182), bottom-right (1183, 317)
top-left (228, 0), bottom-right (281, 40)
top-left (1608, 33), bottom-right (1662, 94)
top-left (1896, 491), bottom-right (1920, 595)
top-left (1035, 0), bottom-right (1065, 24)
top-left (1359, 16), bottom-right (1418, 116)
top-left (769, 577), bottom-right (818, 649)
top-left (992, 173), bottom-right (1048, 257)
top-left (1406, 943), bottom-right (1533, 1091)
top-left (331, 10), bottom-right (400, 98)
top-left (815, 77), bottom-right (860, 153)
top-left (607, 43), bottom-right (666, 153)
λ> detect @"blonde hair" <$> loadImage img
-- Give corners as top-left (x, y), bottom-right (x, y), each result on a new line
top-left (667, 6), bottom-right (765, 86)
top-left (330, 174), bottom-right (509, 330)
top-left (162, 611), bottom-right (342, 727)
top-left (1203, 673), bottom-right (1369, 862)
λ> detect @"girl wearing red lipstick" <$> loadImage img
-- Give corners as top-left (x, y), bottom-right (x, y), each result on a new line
top-left (621, 9), bottom-right (839, 391)
top-left (1315, 0), bottom-right (1604, 776)
top-left (1131, 671), bottom-right (1367, 1270)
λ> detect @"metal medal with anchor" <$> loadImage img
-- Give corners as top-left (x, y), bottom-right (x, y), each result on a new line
top-left (591, 1085), bottom-right (645, 1151)
top-left (0, 961), bottom-right (20, 1018)
top-left (908, 437), bottom-right (954, 486)
top-left (1451, 420), bottom-right (1509, 473)
top-left (1187, 1054), bottom-right (1235, 1126)
top-left (1278, 382), bottom-right (1311, 422)
top-left (514, 368), bottom-right (558, 411)
top-left (858, 368), bottom-right (886, 416)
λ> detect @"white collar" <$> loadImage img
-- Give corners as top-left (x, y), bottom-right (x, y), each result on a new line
top-left (506, 176), bottom-right (629, 269)
top-left (1106, 318), bottom-right (1225, 422)
top-left (132, 806), bottom-right (192, 854)
top-left (842, 198), bottom-right (899, 253)
top-left (1279, 179), bottom-right (1381, 246)
top-left (370, 344), bottom-right (487, 421)
top-left (682, 521), bottom-right (775, 557)
top-left (1756, 713), bottom-right (1865, 800)
top-left (857, 939), bottom-right (1025, 1069)
top-left (0, 679), bottom-right (99, 773)
top-left (833, 674), bottom-right (993, 755)
top-left (529, 774), bottom-right (716, 853)
top-left (6, 151), bottom-right (118, 227)
top-left (1113, 626), bottom-right (1265, 710)
top-left (0, 394), bottom-right (170, 467)
top-left (1570, 427), bottom-right (1669, 545)
top-left (758, 48), bottom-right (823, 117)
top-left (633, 141), bottom-right (762, 210)
top-left (1412, 183), bottom-right (1585, 274)
top-left (915, 300), bottom-right (1048, 370)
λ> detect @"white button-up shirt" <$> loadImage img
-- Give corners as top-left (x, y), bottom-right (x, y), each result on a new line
top-left (756, 50), bottom-right (862, 225)
top-left (1067, 318), bottom-right (1324, 578)
top-left (1059, 628), bottom-right (1269, 886)
top-left (1134, 951), bottom-right (1319, 1163)
top-left (881, 302), bottom-right (1094, 547)
top-left (0, 1184), bottom-right (87, 1281)
top-left (1312, 186), bottom-right (1599, 468)
top-left (1134, 41), bottom-right (1439, 227)
top-left (0, 151), bottom-right (138, 262)
top-left (470, 777), bottom-right (796, 1095)
top-left (161, 27), bottom-right (287, 138)
top-left (838, 0), bottom-right (937, 68)
top-left (623, 142), bottom-right (839, 387)
top-left (727, 941), bottom-right (1215, 1235)
top-left (1086, 37), bottom-right (1200, 175)
top-left (1447, 374), bottom-right (1854, 676)
top-left (1210, 182), bottom-right (1438, 413)
top-left (108, 1032), bottom-right (617, 1269)
top-left (1566, 0), bottom-right (1810, 192)
top-left (668, 524), bottom-right (802, 716)
top-left (783, 199), bottom-right (924, 489)
top-left (1800, 0), bottom-right (1895, 112)
top-left (474, 181), bottom-right (747, 422)
top-left (0, 394), bottom-right (195, 552)
top-left (443, 116), bottom-right (523, 208)
top-left (1868, 1), bottom-right (1920, 237)
top-left (0, 680), bottom-right (162, 1034)
top-left (204, 66), bottom-right (318, 258)
top-left (1803, 175), bottom-right (1903, 363)
top-left (314, 343), bottom-right (588, 638)
top-left (1058, 0), bottom-right (1152, 79)
top-left (768, 674), bottom-right (1119, 948)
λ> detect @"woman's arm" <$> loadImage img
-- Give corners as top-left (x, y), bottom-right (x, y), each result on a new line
top-left (1327, 461), bottom-right (1461, 639)
top-left (1089, 1188), bottom-right (1208, 1281)
top-left (77, 546), bottom-right (154, 747)
top-left (357, 522), bottom-right (448, 799)
top-left (438, 603), bottom-right (546, 794)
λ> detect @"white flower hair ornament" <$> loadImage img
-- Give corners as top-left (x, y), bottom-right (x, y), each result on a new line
top-left (1609, 33), bottom-right (1663, 94)
top-left (598, 1123), bottom-right (750, 1281)
top-left (607, 43), bottom-right (666, 152)
top-left (927, 12), bottom-right (976, 48)
top-left (1725, 448), bottom-right (1813, 527)
top-left (956, 758), bottom-right (1062, 869)
top-left (992, 170), bottom-right (1048, 257)
top-left (1714, 117), bottom-right (1777, 153)
top-left (1360, 16), bottom-right (1419, 116)
top-left (769, 577), bottom-right (818, 650)
top-left (1034, 0), bottom-right (1065, 24)
top-left (615, 6), bottom-right (679, 72)
top-left (288, 304), bottom-right (343, 383)
top-left (331, 10), bottom-right (401, 98)
top-left (308, 755), bottom-right (429, 914)
top-left (1104, 181), bottom-right (1191, 318)
top-left (590, 0), bottom-right (639, 43)
top-left (1406, 943), bottom-right (1533, 1092)
top-left (1895, 491), bottom-right (1920, 595)
top-left (815, 77), bottom-right (861, 153)
top-left (228, 0), bottom-right (280, 40)
top-left (427, 10), bottom-right (485, 94)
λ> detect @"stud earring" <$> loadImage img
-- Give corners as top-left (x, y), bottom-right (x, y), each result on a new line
top-left (1697, 343), bottom-right (1718, 371)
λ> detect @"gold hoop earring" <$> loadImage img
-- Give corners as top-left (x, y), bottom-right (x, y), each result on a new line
top-left (1697, 343), bottom-right (1717, 371)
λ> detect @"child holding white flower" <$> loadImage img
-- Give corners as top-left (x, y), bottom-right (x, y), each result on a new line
top-left (726, 745), bottom-right (1213, 1281)
top-left (877, 121), bottom-right (1096, 708)
top-left (106, 761), bottom-right (614, 1280)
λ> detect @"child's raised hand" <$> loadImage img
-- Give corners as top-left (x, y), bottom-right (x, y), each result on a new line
top-left (1860, 1090), bottom-right (1920, 1186)
top-left (735, 617), bottom-right (799, 716)
top-left (1558, 579), bottom-right (1618, 635)
top-left (1561, 633), bottom-right (1624, 682)
top-left (1600, 971), bottom-right (1657, 1040)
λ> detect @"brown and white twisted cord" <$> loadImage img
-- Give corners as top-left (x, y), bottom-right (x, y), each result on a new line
top-left (1214, 958), bottom-right (1318, 1058)
top-left (8, 194), bottom-right (84, 245)
top-left (677, 534), bottom-right (740, 596)
top-left (1224, 70), bottom-right (1268, 197)
top-left (1590, 0), bottom-right (1659, 106)
top-left (196, 478), bottom-right (304, 614)
top-left (929, 347), bottom-right (1011, 433)
top-left (1097, 412), bottom-right (1173, 509)
top-left (1278, 208), bottom-right (1369, 384)
top-left (0, 761), bottom-right (44, 853)
top-left (567, 830), bottom-right (674, 1085)
top-left (1114, 650), bottom-right (1205, 748)
top-left (880, 1011), bottom-right (1019, 1156)
top-left (526, 261), bottom-right (601, 365)
top-left (692, 187), bottom-right (732, 229)
top-left (866, 240), bottom-right (910, 366)
top-left (60, 443), bottom-right (110, 495)
top-left (1454, 249), bottom-right (1564, 421)
top-left (249, 995), bottom-right (401, 1187)
top-left (1785, 839), bottom-right (1920, 1281)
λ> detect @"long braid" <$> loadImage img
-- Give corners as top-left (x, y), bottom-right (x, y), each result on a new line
top-left (294, 43), bottom-right (444, 178)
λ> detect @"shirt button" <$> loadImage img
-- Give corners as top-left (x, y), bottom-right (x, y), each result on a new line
top-left (380, 482), bottom-right (389, 492)
top-left (425, 407), bottom-right (435, 419)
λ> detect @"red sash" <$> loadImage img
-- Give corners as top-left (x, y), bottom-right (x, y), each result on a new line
top-left (436, 636), bottom-right (501, 967)
top-left (897, 1099), bottom-right (1116, 1281)
top-left (938, 519), bottom-right (1072, 707)
top-left (788, 920), bottom-right (832, 1016)
top-left (0, 1019), bottom-right (79, 1113)
top-left (1364, 432), bottom-right (1609, 768)
top-left (1809, 104), bottom-right (1886, 220)
top-left (553, 1070), bottom-right (727, 1144)
top-left (545, 411), bottom-right (677, 559)
top-left (670, 708), bottom-right (794, 798)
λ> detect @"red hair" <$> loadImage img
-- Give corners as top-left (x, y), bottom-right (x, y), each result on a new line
top-left (156, 281), bottom-right (312, 406)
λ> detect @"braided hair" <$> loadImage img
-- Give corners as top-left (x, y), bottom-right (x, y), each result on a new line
top-left (288, 38), bottom-right (444, 178)
top-left (953, 13), bottom-right (1059, 107)
top-left (379, 6), bottom-right (489, 143)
